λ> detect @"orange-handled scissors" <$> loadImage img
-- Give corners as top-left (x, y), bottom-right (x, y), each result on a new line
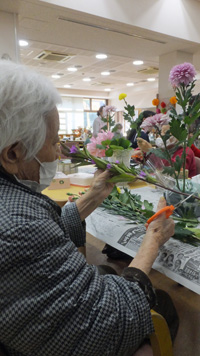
top-left (146, 193), bottom-right (194, 229)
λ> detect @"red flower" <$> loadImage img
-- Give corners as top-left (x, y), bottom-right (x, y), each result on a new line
top-left (161, 101), bottom-right (166, 108)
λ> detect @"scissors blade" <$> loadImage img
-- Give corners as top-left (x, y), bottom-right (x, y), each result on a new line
top-left (173, 193), bottom-right (194, 210)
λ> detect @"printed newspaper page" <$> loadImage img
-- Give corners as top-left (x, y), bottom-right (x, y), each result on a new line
top-left (86, 186), bottom-right (200, 294)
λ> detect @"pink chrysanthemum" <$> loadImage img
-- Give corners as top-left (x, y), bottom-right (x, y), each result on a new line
top-left (87, 130), bottom-right (114, 157)
top-left (169, 62), bottom-right (196, 87)
top-left (141, 113), bottom-right (171, 132)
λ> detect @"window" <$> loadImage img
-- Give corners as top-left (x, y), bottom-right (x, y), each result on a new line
top-left (57, 97), bottom-right (108, 134)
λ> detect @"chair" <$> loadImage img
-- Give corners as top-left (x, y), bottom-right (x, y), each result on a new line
top-left (194, 156), bottom-right (200, 175)
top-left (149, 310), bottom-right (173, 356)
top-left (0, 310), bottom-right (173, 356)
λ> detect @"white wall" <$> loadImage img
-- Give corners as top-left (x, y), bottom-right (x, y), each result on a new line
top-left (0, 11), bottom-right (19, 62)
top-left (40, 0), bottom-right (200, 43)
top-left (110, 84), bottom-right (158, 111)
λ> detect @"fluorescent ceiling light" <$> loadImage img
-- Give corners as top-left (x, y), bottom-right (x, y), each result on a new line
top-left (67, 67), bottom-right (77, 72)
top-left (147, 78), bottom-right (156, 82)
top-left (101, 71), bottom-right (110, 76)
top-left (51, 74), bottom-right (61, 79)
top-left (64, 84), bottom-right (71, 88)
top-left (96, 54), bottom-right (107, 59)
top-left (133, 60), bottom-right (144, 65)
top-left (126, 83), bottom-right (134, 86)
top-left (83, 78), bottom-right (91, 82)
top-left (19, 40), bottom-right (29, 47)
top-left (104, 88), bottom-right (111, 91)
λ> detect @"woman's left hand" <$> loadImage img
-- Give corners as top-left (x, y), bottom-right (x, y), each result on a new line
top-left (90, 169), bottom-right (115, 201)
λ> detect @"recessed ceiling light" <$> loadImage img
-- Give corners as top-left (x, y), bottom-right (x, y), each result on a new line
top-left (147, 77), bottom-right (156, 82)
top-left (67, 67), bottom-right (77, 72)
top-left (19, 40), bottom-right (29, 47)
top-left (64, 84), bottom-right (71, 88)
top-left (133, 60), bottom-right (144, 65)
top-left (51, 74), bottom-right (61, 79)
top-left (96, 54), bottom-right (107, 59)
top-left (83, 78), bottom-right (91, 82)
top-left (126, 83), bottom-right (134, 86)
top-left (101, 71), bottom-right (110, 76)
top-left (104, 88), bottom-right (111, 91)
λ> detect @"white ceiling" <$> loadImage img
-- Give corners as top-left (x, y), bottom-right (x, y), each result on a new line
top-left (1, 0), bottom-right (200, 96)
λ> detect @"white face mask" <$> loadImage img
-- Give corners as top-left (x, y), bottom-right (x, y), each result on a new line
top-left (35, 156), bottom-right (58, 191)
top-left (16, 157), bottom-right (58, 193)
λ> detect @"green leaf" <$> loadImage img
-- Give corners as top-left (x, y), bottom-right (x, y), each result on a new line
top-left (143, 200), bottom-right (154, 211)
top-left (107, 174), bottom-right (135, 183)
top-left (162, 166), bottom-right (176, 176)
top-left (149, 148), bottom-right (170, 161)
top-left (105, 148), bottom-right (113, 157)
top-left (101, 139), bottom-right (112, 146)
top-left (109, 145), bottom-right (124, 150)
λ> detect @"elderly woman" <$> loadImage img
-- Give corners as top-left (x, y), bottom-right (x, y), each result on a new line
top-left (0, 61), bottom-right (178, 356)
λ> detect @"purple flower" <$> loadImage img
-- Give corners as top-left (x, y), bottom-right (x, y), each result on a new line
top-left (139, 171), bottom-right (146, 178)
top-left (91, 159), bottom-right (95, 164)
top-left (106, 164), bottom-right (112, 169)
top-left (169, 62), bottom-right (196, 87)
top-left (70, 145), bottom-right (78, 154)
top-left (115, 160), bottom-right (120, 164)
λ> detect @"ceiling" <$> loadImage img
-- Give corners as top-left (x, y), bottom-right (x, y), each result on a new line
top-left (1, 0), bottom-right (200, 96)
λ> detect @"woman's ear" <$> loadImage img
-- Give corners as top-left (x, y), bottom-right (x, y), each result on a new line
top-left (0, 143), bottom-right (25, 174)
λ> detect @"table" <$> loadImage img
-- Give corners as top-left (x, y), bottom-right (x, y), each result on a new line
top-left (86, 185), bottom-right (200, 295)
top-left (42, 180), bottom-right (149, 207)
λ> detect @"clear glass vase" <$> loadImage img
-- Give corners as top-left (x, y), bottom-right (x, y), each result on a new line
top-left (108, 149), bottom-right (133, 167)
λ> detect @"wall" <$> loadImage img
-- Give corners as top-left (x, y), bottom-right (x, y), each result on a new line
top-left (40, 0), bottom-right (200, 43)
top-left (0, 11), bottom-right (19, 62)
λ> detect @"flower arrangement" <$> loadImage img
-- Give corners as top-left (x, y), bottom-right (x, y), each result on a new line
top-left (140, 62), bottom-right (200, 193)
top-left (86, 130), bottom-right (133, 158)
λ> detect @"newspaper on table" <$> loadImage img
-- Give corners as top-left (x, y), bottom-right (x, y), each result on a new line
top-left (86, 186), bottom-right (200, 295)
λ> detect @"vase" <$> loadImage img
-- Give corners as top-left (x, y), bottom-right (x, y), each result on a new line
top-left (108, 149), bottom-right (134, 187)
top-left (108, 149), bottom-right (133, 167)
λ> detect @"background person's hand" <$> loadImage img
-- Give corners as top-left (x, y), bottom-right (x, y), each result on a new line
top-left (137, 138), bottom-right (152, 153)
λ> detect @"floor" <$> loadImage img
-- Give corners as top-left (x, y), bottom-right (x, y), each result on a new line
top-left (86, 232), bottom-right (200, 356)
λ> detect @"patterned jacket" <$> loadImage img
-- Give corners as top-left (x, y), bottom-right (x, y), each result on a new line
top-left (0, 172), bottom-right (153, 356)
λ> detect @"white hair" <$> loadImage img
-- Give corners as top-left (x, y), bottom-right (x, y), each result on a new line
top-left (0, 60), bottom-right (61, 160)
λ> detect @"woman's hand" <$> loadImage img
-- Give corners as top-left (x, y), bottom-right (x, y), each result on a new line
top-left (90, 169), bottom-right (115, 201)
top-left (75, 169), bottom-right (115, 221)
top-left (144, 197), bottom-right (175, 248)
top-left (137, 138), bottom-right (152, 153)
top-left (129, 197), bottom-right (175, 275)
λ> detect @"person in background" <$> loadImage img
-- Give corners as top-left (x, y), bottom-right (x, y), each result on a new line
top-left (137, 124), bottom-right (197, 178)
top-left (113, 123), bottom-right (123, 138)
top-left (0, 61), bottom-right (178, 356)
top-left (127, 110), bottom-right (155, 149)
top-left (92, 105), bottom-right (105, 137)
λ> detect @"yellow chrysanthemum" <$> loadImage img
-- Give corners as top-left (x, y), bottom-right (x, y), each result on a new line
top-left (119, 93), bottom-right (127, 100)
top-left (152, 98), bottom-right (159, 106)
top-left (170, 96), bottom-right (177, 105)
top-left (117, 187), bottom-right (121, 194)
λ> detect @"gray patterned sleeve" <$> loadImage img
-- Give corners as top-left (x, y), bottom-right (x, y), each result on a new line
top-left (61, 202), bottom-right (86, 247)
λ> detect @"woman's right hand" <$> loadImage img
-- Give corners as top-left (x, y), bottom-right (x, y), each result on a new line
top-left (144, 197), bottom-right (175, 248)
top-left (129, 197), bottom-right (175, 275)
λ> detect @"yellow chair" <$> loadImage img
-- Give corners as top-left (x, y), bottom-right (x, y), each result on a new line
top-left (149, 309), bottom-right (174, 356)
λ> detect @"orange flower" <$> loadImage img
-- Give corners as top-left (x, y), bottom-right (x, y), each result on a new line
top-left (170, 96), bottom-right (177, 105)
top-left (152, 98), bottom-right (159, 106)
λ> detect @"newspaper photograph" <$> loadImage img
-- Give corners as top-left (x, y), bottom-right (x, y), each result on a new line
top-left (86, 186), bottom-right (200, 295)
